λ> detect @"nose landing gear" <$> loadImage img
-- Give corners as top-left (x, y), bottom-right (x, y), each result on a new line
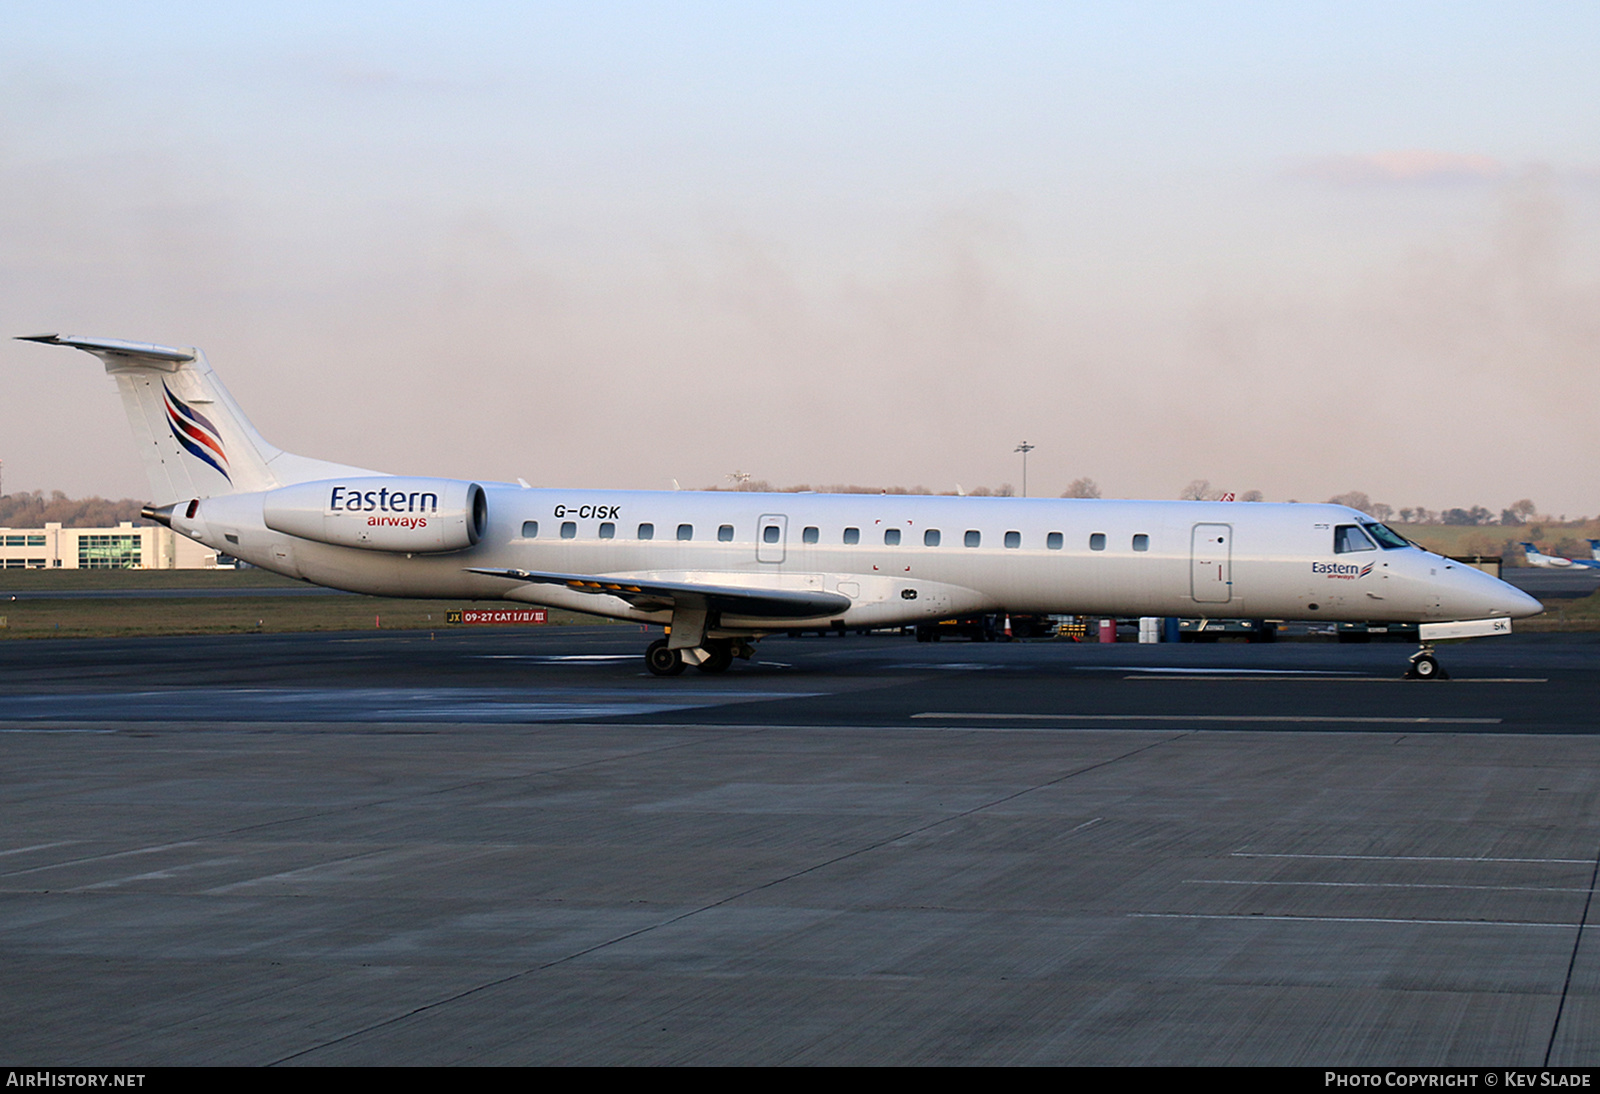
top-left (1406, 644), bottom-right (1449, 680)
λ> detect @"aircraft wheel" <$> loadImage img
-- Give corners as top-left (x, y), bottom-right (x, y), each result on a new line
top-left (645, 639), bottom-right (686, 677)
top-left (696, 641), bottom-right (734, 674)
top-left (1407, 653), bottom-right (1446, 680)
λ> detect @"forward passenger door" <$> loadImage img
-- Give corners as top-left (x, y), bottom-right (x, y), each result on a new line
top-left (1191, 523), bottom-right (1232, 603)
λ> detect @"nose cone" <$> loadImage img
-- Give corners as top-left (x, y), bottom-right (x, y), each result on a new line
top-left (1455, 566), bottom-right (1543, 620)
top-left (1498, 582), bottom-right (1544, 619)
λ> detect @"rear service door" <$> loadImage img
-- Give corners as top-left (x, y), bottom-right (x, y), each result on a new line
top-left (1191, 523), bottom-right (1232, 603)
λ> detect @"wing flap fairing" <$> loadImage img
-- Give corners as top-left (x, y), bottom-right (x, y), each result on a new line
top-left (465, 567), bottom-right (851, 618)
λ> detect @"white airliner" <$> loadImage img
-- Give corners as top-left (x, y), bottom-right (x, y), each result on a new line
top-left (22, 333), bottom-right (1540, 679)
top-left (1520, 542), bottom-right (1600, 570)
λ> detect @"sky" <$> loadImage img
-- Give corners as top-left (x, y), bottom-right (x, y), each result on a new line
top-left (3, 2), bottom-right (1598, 515)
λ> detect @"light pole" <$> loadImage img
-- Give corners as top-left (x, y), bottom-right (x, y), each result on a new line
top-left (1014, 441), bottom-right (1034, 498)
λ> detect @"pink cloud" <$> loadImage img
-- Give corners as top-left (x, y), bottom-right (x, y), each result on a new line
top-left (1288, 150), bottom-right (1507, 185)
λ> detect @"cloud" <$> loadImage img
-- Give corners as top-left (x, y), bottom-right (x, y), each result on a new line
top-left (1287, 150), bottom-right (1507, 186)
top-left (288, 53), bottom-right (480, 95)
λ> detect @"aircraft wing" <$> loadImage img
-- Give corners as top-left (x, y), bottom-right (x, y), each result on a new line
top-left (465, 567), bottom-right (852, 618)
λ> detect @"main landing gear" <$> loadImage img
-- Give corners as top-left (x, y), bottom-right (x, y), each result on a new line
top-left (645, 638), bottom-right (749, 677)
top-left (645, 639), bottom-right (686, 676)
top-left (1406, 643), bottom-right (1449, 680)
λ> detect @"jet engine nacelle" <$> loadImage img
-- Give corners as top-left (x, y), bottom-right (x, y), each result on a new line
top-left (263, 477), bottom-right (487, 553)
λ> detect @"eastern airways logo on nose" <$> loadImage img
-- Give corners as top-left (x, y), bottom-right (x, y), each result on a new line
top-left (1313, 561), bottom-right (1375, 579)
top-left (162, 382), bottom-right (230, 483)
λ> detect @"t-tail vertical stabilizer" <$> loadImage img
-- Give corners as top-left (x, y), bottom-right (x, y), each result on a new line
top-left (18, 334), bottom-right (378, 504)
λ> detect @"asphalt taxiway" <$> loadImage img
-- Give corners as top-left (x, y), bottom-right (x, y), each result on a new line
top-left (2, 627), bottom-right (1599, 1065)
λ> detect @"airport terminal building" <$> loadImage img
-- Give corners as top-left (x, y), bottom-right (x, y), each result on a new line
top-left (0, 522), bottom-right (222, 569)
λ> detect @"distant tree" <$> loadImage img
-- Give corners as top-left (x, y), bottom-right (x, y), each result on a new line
top-left (1327, 491), bottom-right (1373, 514)
top-left (995, 484), bottom-right (1015, 497)
top-left (1239, 489), bottom-right (1264, 503)
top-left (1369, 502), bottom-right (1393, 521)
top-left (1179, 479), bottom-right (1213, 501)
top-left (1442, 506), bottom-right (1493, 526)
top-left (1500, 509), bottom-right (1523, 526)
top-left (1510, 499), bottom-right (1538, 523)
top-left (1061, 477), bottom-right (1102, 499)
top-left (0, 491), bottom-right (146, 528)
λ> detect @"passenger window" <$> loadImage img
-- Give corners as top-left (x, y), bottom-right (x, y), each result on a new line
top-left (561, 521), bottom-right (576, 539)
top-left (1132, 534), bottom-right (1149, 552)
top-left (718, 524), bottom-right (733, 542)
top-left (1334, 525), bottom-right (1376, 553)
top-left (638, 523), bottom-right (654, 540)
top-left (1047, 532), bottom-right (1063, 550)
top-left (521, 521), bottom-right (538, 538)
top-left (763, 525), bottom-right (780, 544)
top-left (884, 528), bottom-right (901, 546)
top-left (678, 524), bottom-right (694, 541)
top-left (924, 529), bottom-right (941, 547)
top-left (1004, 531), bottom-right (1020, 549)
top-left (599, 522), bottom-right (615, 540)
top-left (965, 530), bottom-right (981, 548)
top-left (803, 526), bottom-right (819, 544)
top-left (843, 527), bottom-right (860, 545)
top-left (1089, 533), bottom-right (1106, 551)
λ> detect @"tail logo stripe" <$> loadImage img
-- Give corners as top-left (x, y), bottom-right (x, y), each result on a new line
top-left (162, 382), bottom-right (231, 483)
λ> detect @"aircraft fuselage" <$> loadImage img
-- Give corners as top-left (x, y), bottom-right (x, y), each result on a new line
top-left (176, 485), bottom-right (1533, 634)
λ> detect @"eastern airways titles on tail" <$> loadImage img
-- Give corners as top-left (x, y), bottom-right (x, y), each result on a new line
top-left (21, 333), bottom-right (1542, 677)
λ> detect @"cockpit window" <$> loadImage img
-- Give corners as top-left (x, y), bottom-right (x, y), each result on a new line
top-left (1334, 524), bottom-right (1376, 553)
top-left (1363, 522), bottom-right (1410, 550)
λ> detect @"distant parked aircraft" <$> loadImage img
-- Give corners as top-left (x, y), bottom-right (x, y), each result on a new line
top-left (1520, 542), bottom-right (1600, 570)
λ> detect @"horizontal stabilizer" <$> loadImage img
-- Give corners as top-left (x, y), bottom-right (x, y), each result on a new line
top-left (465, 567), bottom-right (852, 618)
top-left (17, 333), bottom-right (195, 366)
